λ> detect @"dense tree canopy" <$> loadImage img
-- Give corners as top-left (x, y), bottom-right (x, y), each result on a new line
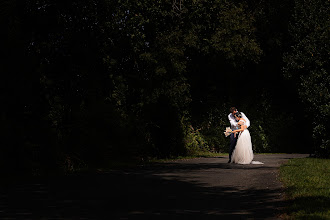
top-left (284, 0), bottom-right (330, 157)
top-left (1, 0), bottom-right (327, 175)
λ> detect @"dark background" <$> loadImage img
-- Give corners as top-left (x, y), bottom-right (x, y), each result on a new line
top-left (1, 0), bottom-right (328, 176)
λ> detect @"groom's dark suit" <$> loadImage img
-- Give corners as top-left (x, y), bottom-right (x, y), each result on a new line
top-left (229, 132), bottom-right (238, 162)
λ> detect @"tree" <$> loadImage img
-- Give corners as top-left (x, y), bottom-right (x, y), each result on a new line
top-left (283, 0), bottom-right (330, 157)
top-left (3, 0), bottom-right (308, 175)
top-left (101, 0), bottom-right (263, 157)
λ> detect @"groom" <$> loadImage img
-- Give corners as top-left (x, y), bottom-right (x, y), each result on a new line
top-left (227, 107), bottom-right (250, 163)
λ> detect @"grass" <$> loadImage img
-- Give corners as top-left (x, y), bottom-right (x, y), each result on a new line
top-left (279, 158), bottom-right (330, 219)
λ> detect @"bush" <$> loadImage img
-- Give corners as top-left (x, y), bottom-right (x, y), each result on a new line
top-left (183, 124), bottom-right (209, 155)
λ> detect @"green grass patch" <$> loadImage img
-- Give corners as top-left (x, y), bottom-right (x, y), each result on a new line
top-left (279, 158), bottom-right (330, 219)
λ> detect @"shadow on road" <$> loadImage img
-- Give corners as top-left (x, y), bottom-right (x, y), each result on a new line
top-left (149, 161), bottom-right (273, 171)
top-left (0, 161), bottom-right (285, 219)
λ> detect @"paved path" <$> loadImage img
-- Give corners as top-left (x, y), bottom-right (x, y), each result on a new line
top-left (0, 154), bottom-right (308, 219)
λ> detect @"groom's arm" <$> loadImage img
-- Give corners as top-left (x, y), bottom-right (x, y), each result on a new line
top-left (228, 114), bottom-right (238, 128)
top-left (241, 112), bottom-right (250, 128)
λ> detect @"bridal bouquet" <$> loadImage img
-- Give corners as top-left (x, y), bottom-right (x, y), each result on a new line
top-left (224, 127), bottom-right (233, 137)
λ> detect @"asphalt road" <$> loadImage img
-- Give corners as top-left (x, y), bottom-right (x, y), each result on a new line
top-left (0, 154), bottom-right (308, 219)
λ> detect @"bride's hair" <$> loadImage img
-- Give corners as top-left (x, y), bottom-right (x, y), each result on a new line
top-left (235, 112), bottom-right (242, 118)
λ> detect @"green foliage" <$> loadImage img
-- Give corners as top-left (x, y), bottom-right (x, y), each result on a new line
top-left (201, 126), bottom-right (227, 153)
top-left (196, 107), bottom-right (229, 153)
top-left (183, 124), bottom-right (209, 155)
top-left (99, 0), bottom-right (263, 159)
top-left (182, 0), bottom-right (262, 61)
top-left (3, 0), bottom-right (322, 176)
top-left (252, 125), bottom-right (270, 153)
top-left (280, 158), bottom-right (330, 218)
top-left (283, 0), bottom-right (330, 157)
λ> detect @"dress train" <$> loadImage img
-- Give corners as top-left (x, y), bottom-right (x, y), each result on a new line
top-left (231, 128), bottom-right (264, 165)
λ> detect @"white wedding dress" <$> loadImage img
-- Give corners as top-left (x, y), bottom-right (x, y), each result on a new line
top-left (231, 120), bottom-right (263, 164)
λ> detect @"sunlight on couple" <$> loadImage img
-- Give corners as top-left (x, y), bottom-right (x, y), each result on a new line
top-left (227, 107), bottom-right (263, 165)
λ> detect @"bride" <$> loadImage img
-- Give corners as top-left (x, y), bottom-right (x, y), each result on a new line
top-left (231, 113), bottom-right (263, 164)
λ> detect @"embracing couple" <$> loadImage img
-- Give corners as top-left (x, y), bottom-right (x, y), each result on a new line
top-left (227, 107), bottom-right (263, 165)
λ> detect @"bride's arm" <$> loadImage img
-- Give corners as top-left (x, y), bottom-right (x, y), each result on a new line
top-left (233, 124), bottom-right (247, 133)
